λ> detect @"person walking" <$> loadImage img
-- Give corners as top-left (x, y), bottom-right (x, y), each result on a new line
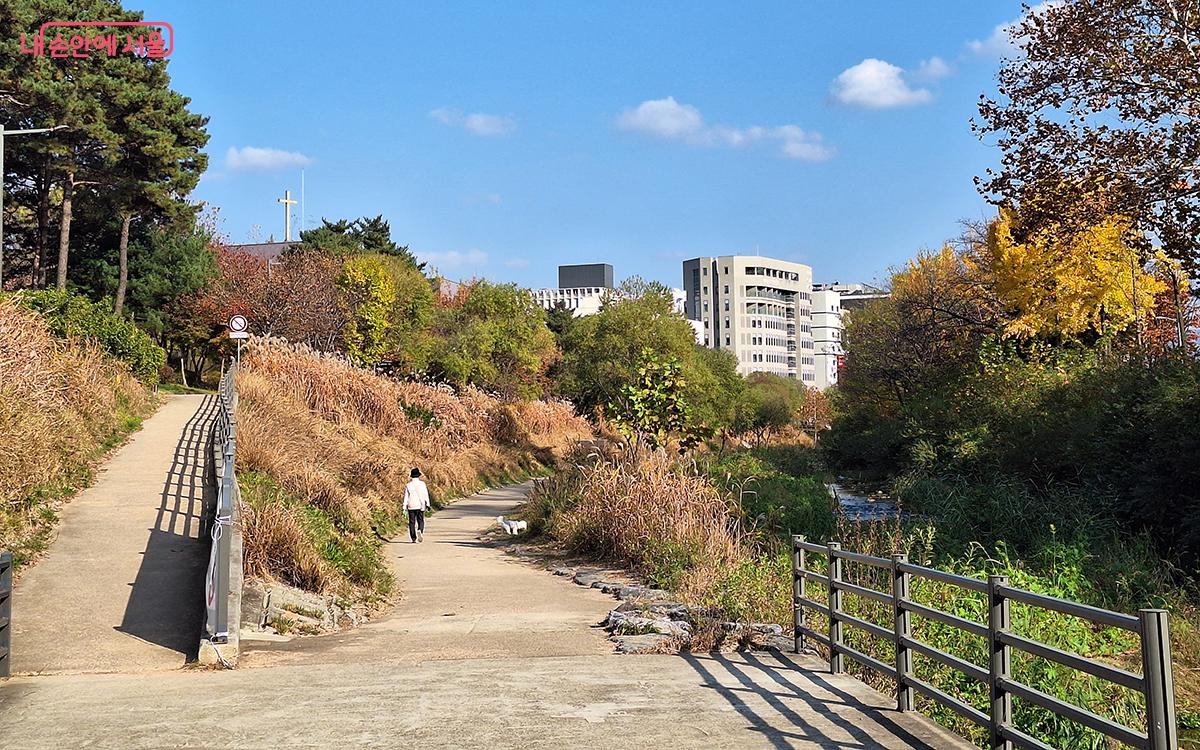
top-left (403, 467), bottom-right (431, 543)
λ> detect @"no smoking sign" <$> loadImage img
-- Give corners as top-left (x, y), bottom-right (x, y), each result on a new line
top-left (228, 315), bottom-right (249, 339)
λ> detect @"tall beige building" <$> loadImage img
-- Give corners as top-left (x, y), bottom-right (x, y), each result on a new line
top-left (682, 255), bottom-right (819, 385)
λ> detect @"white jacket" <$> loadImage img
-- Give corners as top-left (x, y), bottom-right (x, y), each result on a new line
top-left (403, 478), bottom-right (431, 511)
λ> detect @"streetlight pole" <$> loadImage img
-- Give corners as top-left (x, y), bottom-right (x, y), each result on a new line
top-left (0, 123), bottom-right (65, 290)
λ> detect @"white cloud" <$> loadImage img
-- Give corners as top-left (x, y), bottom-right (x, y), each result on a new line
top-left (830, 59), bottom-right (932, 108)
top-left (417, 248), bottom-right (488, 270)
top-left (968, 1), bottom-right (1064, 58)
top-left (503, 258), bottom-right (530, 268)
top-left (429, 107), bottom-right (456, 126)
top-left (468, 192), bottom-right (503, 205)
top-left (430, 107), bottom-right (516, 136)
top-left (616, 97), bottom-right (833, 161)
top-left (915, 56), bottom-right (952, 81)
top-left (616, 96), bottom-right (705, 139)
top-left (224, 146), bottom-right (312, 171)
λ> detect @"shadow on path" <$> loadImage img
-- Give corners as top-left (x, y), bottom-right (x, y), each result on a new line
top-left (682, 651), bottom-right (949, 750)
top-left (116, 395), bottom-right (219, 660)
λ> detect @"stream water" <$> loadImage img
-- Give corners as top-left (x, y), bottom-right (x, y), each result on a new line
top-left (827, 482), bottom-right (899, 521)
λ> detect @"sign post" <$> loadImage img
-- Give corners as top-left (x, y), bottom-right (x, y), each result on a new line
top-left (228, 315), bottom-right (249, 364)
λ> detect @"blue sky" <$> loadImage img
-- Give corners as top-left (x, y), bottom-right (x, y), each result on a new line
top-left (139, 1), bottom-right (1036, 289)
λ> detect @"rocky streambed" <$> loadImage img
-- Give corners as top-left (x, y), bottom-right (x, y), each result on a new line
top-left (828, 482), bottom-right (899, 521)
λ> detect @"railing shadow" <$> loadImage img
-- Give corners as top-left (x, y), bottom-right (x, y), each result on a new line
top-left (738, 651), bottom-right (944, 750)
top-left (116, 396), bottom-right (220, 661)
top-left (680, 650), bottom-right (944, 749)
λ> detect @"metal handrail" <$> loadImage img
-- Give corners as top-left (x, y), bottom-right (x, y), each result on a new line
top-left (204, 362), bottom-right (238, 643)
top-left (0, 550), bottom-right (11, 678)
top-left (791, 535), bottom-right (1178, 750)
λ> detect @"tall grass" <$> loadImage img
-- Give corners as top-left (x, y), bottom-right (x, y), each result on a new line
top-left (527, 448), bottom-right (744, 591)
top-left (236, 338), bottom-right (592, 599)
top-left (0, 296), bottom-right (154, 566)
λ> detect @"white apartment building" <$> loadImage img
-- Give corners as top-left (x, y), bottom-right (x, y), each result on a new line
top-left (682, 255), bottom-right (822, 385)
top-left (530, 286), bottom-right (615, 317)
top-left (811, 289), bottom-right (843, 389)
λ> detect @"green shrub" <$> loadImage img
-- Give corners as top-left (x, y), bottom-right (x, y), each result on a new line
top-left (642, 537), bottom-right (702, 590)
top-left (708, 551), bottom-right (792, 624)
top-left (707, 448), bottom-right (837, 543)
top-left (17, 289), bottom-right (166, 385)
top-left (828, 345), bottom-right (1200, 569)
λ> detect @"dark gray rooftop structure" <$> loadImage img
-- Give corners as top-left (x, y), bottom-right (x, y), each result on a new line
top-left (558, 263), bottom-right (613, 290)
top-left (224, 241), bottom-right (295, 262)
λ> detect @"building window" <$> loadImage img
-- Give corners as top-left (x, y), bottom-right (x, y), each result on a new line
top-left (725, 336), bottom-right (730, 346)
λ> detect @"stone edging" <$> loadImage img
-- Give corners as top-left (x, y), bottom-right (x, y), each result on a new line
top-left (548, 562), bottom-right (792, 655)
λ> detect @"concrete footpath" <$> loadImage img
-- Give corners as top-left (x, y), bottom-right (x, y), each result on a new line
top-left (0, 651), bottom-right (972, 749)
top-left (9, 395), bottom-right (217, 674)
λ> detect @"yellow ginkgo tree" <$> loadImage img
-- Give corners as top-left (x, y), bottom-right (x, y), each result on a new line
top-left (974, 207), bottom-right (1163, 340)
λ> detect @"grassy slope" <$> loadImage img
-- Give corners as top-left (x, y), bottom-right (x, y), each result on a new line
top-left (0, 297), bottom-right (156, 569)
top-left (234, 338), bottom-right (592, 603)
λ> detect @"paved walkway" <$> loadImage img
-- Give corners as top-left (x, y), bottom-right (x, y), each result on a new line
top-left (10, 395), bottom-right (217, 674)
top-left (0, 652), bottom-right (970, 749)
top-left (241, 482), bottom-right (616, 667)
top-left (1, 480), bottom-right (972, 748)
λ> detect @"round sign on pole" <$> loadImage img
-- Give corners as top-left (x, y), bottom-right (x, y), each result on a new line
top-left (229, 315), bottom-right (248, 333)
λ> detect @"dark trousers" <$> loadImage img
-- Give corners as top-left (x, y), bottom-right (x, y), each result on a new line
top-left (408, 509), bottom-right (425, 541)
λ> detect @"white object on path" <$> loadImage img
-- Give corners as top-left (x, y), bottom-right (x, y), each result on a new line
top-left (496, 516), bottom-right (527, 536)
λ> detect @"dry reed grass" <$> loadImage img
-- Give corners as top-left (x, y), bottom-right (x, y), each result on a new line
top-left (236, 337), bottom-right (592, 595)
top-left (241, 500), bottom-right (329, 591)
top-left (0, 296), bottom-right (153, 559)
top-left (529, 448), bottom-right (745, 590)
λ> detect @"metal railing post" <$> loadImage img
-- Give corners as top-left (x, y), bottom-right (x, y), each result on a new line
top-left (0, 550), bottom-right (11, 679)
top-left (893, 554), bottom-right (912, 712)
top-left (988, 575), bottom-right (1012, 750)
top-left (207, 363), bottom-right (237, 645)
top-left (1140, 609), bottom-right (1177, 750)
top-left (793, 535), bottom-right (806, 654)
top-left (827, 542), bottom-right (843, 674)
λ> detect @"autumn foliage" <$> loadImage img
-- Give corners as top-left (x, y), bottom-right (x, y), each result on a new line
top-left (975, 207), bottom-right (1161, 339)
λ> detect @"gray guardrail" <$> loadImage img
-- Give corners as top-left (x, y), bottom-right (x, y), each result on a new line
top-left (204, 362), bottom-right (237, 643)
top-left (0, 550), bottom-right (10, 678)
top-left (792, 535), bottom-right (1177, 750)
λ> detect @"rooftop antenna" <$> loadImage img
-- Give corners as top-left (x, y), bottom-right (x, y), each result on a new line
top-left (300, 169), bottom-right (305, 234)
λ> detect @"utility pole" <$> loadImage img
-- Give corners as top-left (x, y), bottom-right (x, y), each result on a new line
top-left (277, 189), bottom-right (297, 242)
top-left (0, 123), bottom-right (65, 289)
top-left (1168, 269), bottom-right (1187, 352)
